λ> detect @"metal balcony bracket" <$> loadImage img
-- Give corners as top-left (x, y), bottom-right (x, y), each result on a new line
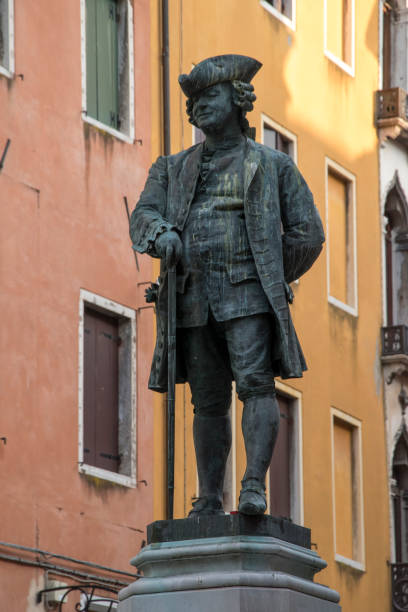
top-left (387, 364), bottom-right (408, 385)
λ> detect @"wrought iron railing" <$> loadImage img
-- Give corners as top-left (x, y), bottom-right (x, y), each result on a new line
top-left (382, 326), bottom-right (408, 357)
top-left (392, 563), bottom-right (408, 612)
top-left (36, 582), bottom-right (119, 611)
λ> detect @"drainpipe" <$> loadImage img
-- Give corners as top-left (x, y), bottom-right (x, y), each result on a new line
top-left (162, 0), bottom-right (171, 155)
top-left (161, 0), bottom-right (173, 521)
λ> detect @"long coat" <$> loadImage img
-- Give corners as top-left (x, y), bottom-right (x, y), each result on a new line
top-left (130, 138), bottom-right (325, 392)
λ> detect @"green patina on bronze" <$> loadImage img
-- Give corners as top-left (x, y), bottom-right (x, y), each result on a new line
top-left (129, 55), bottom-right (324, 518)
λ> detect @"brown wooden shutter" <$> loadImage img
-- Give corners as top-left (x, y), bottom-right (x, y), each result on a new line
top-left (276, 132), bottom-right (291, 156)
top-left (84, 307), bottom-right (120, 473)
top-left (269, 394), bottom-right (292, 518)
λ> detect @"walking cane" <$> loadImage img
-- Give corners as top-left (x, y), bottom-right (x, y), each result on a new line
top-left (167, 265), bottom-right (177, 520)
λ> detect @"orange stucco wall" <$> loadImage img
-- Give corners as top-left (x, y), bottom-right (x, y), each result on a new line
top-left (0, 1), bottom-right (155, 608)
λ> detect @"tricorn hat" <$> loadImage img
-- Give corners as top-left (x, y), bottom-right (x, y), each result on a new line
top-left (178, 54), bottom-right (262, 98)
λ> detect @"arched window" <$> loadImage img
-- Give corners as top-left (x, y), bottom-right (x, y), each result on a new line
top-left (392, 425), bottom-right (408, 562)
top-left (384, 174), bottom-right (408, 327)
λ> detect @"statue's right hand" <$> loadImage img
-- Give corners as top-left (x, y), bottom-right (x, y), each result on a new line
top-left (155, 231), bottom-right (182, 267)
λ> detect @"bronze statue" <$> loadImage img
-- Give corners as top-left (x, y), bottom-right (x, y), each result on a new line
top-left (130, 55), bottom-right (324, 517)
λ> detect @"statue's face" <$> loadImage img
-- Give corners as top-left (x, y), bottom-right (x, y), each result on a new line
top-left (192, 82), bottom-right (238, 134)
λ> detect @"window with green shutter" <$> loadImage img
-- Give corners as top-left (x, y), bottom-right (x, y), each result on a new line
top-left (86, 0), bottom-right (120, 129)
top-left (83, 0), bottom-right (134, 139)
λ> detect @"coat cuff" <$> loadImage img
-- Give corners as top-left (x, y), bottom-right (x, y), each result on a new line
top-left (132, 220), bottom-right (176, 256)
top-left (145, 221), bottom-right (176, 257)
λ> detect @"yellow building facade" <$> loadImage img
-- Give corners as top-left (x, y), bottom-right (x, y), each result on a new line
top-left (146, 1), bottom-right (391, 610)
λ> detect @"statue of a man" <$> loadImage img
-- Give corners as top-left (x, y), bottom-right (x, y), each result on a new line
top-left (130, 55), bottom-right (324, 517)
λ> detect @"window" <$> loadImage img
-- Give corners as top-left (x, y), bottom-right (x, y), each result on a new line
top-left (391, 426), bottom-right (408, 563)
top-left (380, 0), bottom-right (408, 95)
top-left (383, 174), bottom-right (408, 327)
top-left (79, 290), bottom-right (136, 487)
top-left (267, 384), bottom-right (303, 524)
top-left (0, 0), bottom-right (14, 78)
top-left (262, 115), bottom-right (297, 161)
top-left (331, 409), bottom-right (365, 570)
top-left (382, 1), bottom-right (393, 89)
top-left (81, 0), bottom-right (134, 142)
top-left (260, 0), bottom-right (295, 30)
top-left (326, 159), bottom-right (357, 315)
top-left (324, 0), bottom-right (355, 76)
top-left (264, 124), bottom-right (291, 156)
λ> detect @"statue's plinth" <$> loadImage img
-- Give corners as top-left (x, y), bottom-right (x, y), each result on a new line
top-left (118, 515), bottom-right (341, 612)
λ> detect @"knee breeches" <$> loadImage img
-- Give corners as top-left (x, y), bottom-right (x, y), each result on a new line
top-left (179, 312), bottom-right (276, 416)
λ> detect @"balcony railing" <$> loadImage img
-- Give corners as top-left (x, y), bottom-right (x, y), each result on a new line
top-left (392, 563), bottom-right (408, 612)
top-left (36, 583), bottom-right (119, 611)
top-left (375, 88), bottom-right (408, 145)
top-left (376, 88), bottom-right (408, 123)
top-left (382, 326), bottom-right (408, 357)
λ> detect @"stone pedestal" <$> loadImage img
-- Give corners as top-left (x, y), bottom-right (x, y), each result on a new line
top-left (118, 515), bottom-right (341, 612)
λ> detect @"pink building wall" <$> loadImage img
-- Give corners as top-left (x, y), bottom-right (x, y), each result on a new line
top-left (0, 1), bottom-right (154, 608)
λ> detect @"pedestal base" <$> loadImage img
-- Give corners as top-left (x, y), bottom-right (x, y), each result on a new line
top-left (119, 586), bottom-right (340, 612)
top-left (118, 516), bottom-right (341, 612)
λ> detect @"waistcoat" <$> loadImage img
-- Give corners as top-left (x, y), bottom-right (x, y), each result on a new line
top-left (177, 139), bottom-right (270, 327)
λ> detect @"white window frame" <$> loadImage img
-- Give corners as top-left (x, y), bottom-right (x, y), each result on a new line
top-left (80, 0), bottom-right (135, 144)
top-left (323, 0), bottom-right (355, 77)
top-left (260, 0), bottom-right (296, 31)
top-left (78, 289), bottom-right (137, 487)
top-left (266, 381), bottom-right (304, 525)
top-left (330, 407), bottom-right (365, 572)
top-left (325, 157), bottom-right (358, 317)
top-left (0, 0), bottom-right (14, 79)
top-left (261, 114), bottom-right (298, 163)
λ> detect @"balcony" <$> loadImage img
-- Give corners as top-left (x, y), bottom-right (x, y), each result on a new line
top-left (382, 326), bottom-right (408, 357)
top-left (375, 88), bottom-right (408, 146)
top-left (391, 563), bottom-right (408, 612)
